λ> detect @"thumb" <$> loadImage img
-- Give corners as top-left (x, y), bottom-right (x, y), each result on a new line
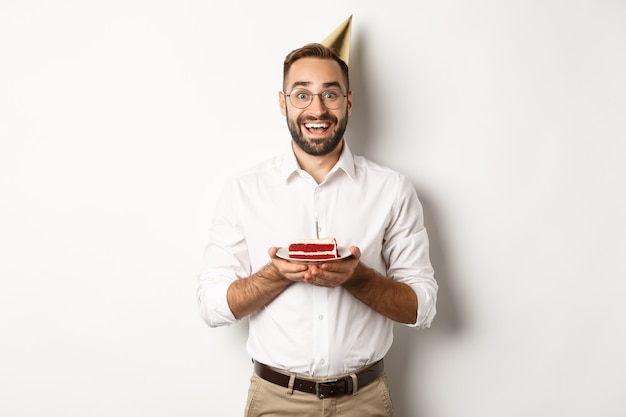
top-left (349, 246), bottom-right (361, 260)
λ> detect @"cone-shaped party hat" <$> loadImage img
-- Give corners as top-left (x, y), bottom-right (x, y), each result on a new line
top-left (321, 15), bottom-right (353, 65)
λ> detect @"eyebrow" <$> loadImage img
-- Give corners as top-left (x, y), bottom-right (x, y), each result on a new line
top-left (289, 81), bottom-right (343, 90)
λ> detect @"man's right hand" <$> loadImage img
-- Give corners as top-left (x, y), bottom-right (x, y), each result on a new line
top-left (267, 247), bottom-right (309, 282)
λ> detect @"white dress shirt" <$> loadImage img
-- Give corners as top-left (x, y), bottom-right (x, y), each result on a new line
top-left (197, 142), bottom-right (437, 377)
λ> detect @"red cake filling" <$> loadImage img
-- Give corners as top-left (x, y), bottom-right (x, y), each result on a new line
top-left (288, 238), bottom-right (339, 260)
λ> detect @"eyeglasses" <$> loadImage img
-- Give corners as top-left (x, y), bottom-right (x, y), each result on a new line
top-left (284, 88), bottom-right (348, 109)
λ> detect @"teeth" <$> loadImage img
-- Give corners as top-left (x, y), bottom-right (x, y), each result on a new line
top-left (305, 123), bottom-right (329, 129)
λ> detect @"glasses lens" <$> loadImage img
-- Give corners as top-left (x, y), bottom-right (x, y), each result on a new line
top-left (320, 89), bottom-right (343, 109)
top-left (289, 89), bottom-right (312, 109)
top-left (288, 88), bottom-right (345, 109)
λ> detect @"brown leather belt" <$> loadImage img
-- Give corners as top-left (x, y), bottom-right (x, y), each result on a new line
top-left (253, 359), bottom-right (384, 399)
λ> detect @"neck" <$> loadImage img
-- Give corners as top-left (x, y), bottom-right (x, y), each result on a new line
top-left (293, 139), bottom-right (344, 184)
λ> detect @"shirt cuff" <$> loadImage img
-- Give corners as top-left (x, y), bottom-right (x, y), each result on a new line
top-left (407, 283), bottom-right (437, 329)
top-left (198, 279), bottom-right (238, 328)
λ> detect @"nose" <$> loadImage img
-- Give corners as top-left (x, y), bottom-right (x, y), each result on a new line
top-left (308, 94), bottom-right (327, 113)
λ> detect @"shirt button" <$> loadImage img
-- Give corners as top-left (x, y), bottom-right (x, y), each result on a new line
top-left (318, 315), bottom-right (324, 320)
top-left (320, 359), bottom-right (326, 365)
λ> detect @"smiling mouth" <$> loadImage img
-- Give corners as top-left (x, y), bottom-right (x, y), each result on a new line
top-left (304, 122), bottom-right (330, 133)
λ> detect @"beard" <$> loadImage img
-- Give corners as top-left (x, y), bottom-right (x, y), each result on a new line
top-left (287, 110), bottom-right (348, 156)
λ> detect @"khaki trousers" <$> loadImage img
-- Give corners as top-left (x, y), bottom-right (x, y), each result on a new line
top-left (244, 372), bottom-right (394, 417)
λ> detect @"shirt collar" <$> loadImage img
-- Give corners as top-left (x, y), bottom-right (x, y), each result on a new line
top-left (280, 140), bottom-right (356, 182)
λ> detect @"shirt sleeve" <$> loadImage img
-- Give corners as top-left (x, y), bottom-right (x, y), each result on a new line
top-left (383, 176), bottom-right (438, 329)
top-left (196, 181), bottom-right (250, 328)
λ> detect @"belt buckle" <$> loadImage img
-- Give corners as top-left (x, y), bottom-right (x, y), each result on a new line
top-left (315, 379), bottom-right (340, 399)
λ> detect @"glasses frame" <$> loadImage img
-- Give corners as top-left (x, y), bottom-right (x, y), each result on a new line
top-left (283, 88), bottom-right (348, 110)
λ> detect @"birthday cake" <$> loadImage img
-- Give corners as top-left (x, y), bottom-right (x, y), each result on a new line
top-left (288, 238), bottom-right (339, 260)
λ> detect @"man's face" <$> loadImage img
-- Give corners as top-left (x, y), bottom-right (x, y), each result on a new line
top-left (279, 57), bottom-right (352, 156)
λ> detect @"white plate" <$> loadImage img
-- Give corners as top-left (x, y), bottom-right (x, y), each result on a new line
top-left (276, 246), bottom-right (352, 263)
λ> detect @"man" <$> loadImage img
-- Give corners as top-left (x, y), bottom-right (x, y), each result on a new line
top-left (197, 18), bottom-right (437, 417)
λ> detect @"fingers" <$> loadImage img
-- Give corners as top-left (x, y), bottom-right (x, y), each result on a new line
top-left (268, 247), bottom-right (308, 281)
top-left (268, 246), bottom-right (362, 286)
top-left (305, 259), bottom-right (358, 287)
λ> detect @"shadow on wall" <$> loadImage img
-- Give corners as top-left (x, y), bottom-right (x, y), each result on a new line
top-left (387, 190), bottom-right (463, 416)
top-left (348, 19), bottom-right (463, 336)
top-left (345, 27), bottom-right (372, 157)
top-left (347, 29), bottom-right (463, 417)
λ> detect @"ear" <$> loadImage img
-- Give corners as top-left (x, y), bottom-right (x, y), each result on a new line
top-left (279, 91), bottom-right (287, 116)
top-left (346, 90), bottom-right (353, 115)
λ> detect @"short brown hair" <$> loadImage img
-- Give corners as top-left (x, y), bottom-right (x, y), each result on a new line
top-left (283, 43), bottom-right (350, 91)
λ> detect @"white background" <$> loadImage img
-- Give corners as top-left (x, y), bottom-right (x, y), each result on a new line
top-left (1, 1), bottom-right (625, 416)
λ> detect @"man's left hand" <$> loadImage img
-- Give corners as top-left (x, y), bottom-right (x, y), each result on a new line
top-left (303, 246), bottom-right (361, 287)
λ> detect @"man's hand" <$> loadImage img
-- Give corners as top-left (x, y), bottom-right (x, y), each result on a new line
top-left (302, 246), bottom-right (362, 287)
top-left (268, 247), bottom-right (309, 282)
top-left (226, 247), bottom-right (303, 320)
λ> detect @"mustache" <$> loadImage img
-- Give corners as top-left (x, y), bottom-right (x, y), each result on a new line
top-left (298, 114), bottom-right (337, 124)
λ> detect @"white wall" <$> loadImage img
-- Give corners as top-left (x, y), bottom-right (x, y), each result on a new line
top-left (1, 1), bottom-right (625, 416)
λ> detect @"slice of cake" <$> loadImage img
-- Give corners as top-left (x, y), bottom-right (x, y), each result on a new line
top-left (288, 238), bottom-right (339, 260)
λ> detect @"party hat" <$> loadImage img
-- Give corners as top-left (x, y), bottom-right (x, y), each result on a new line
top-left (321, 15), bottom-right (353, 65)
